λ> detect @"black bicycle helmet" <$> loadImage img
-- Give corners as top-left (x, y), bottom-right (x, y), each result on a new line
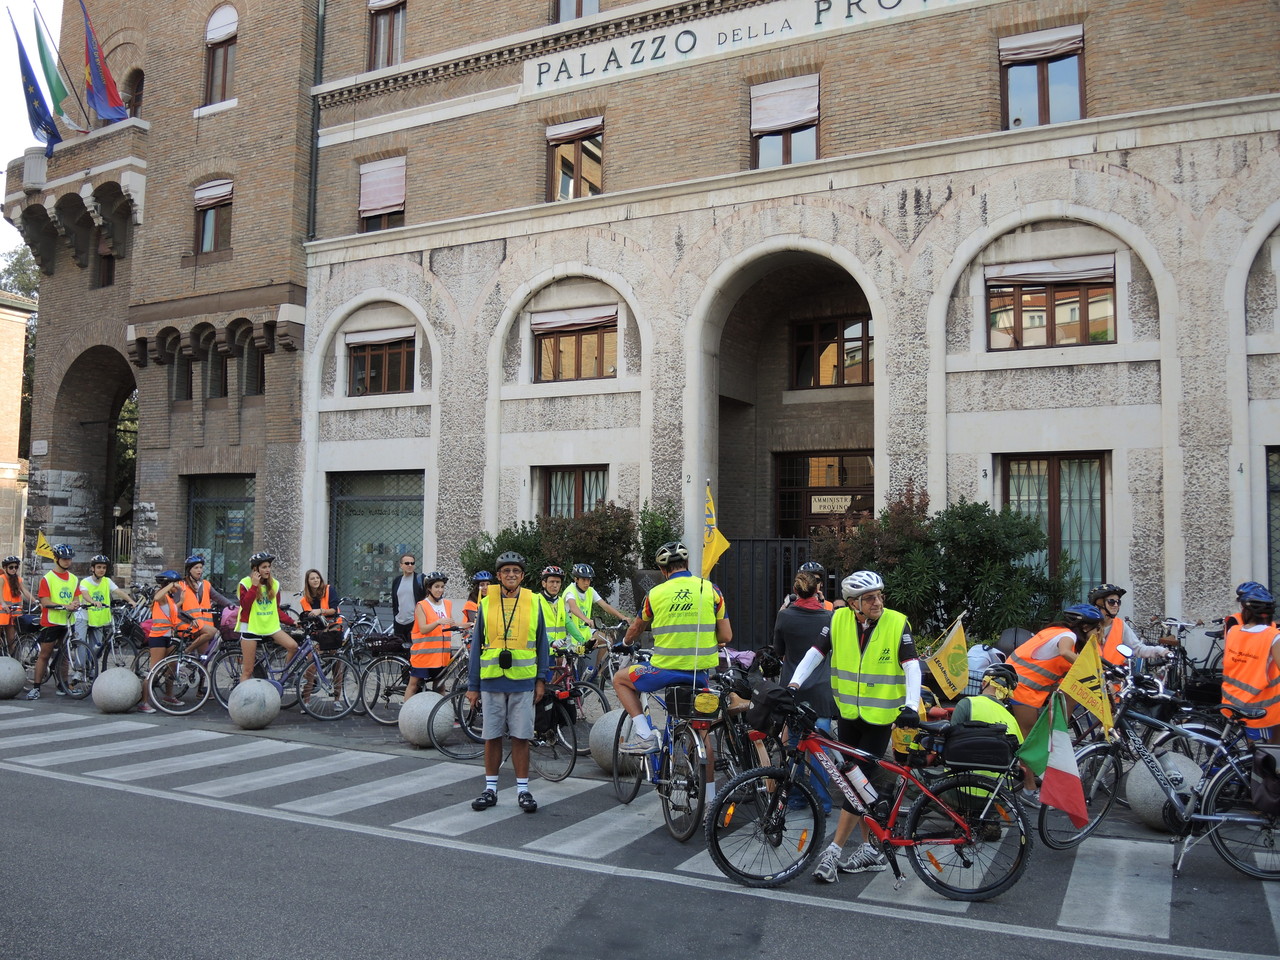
top-left (541, 565), bottom-right (565, 580)
top-left (249, 551), bottom-right (275, 567)
top-left (654, 542), bottom-right (689, 567)
top-left (571, 563), bottom-right (594, 579)
top-left (495, 551), bottom-right (526, 571)
top-left (798, 560), bottom-right (825, 577)
top-left (424, 570), bottom-right (448, 586)
top-left (185, 554), bottom-right (205, 571)
top-left (1087, 582), bottom-right (1126, 605)
top-left (89, 554), bottom-right (111, 565)
top-left (156, 569), bottom-right (181, 585)
top-left (51, 544), bottom-right (74, 560)
top-left (2, 556), bottom-right (18, 566)
top-left (981, 663), bottom-right (1018, 699)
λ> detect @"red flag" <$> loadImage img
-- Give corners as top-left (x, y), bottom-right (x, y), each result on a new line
top-left (80, 0), bottom-right (126, 121)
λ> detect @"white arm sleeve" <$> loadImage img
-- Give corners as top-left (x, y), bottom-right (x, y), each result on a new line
top-left (1123, 621), bottom-right (1171, 659)
top-left (903, 659), bottom-right (922, 709)
top-left (787, 646), bottom-right (827, 689)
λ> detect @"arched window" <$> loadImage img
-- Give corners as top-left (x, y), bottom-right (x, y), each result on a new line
top-left (122, 69), bottom-right (145, 118)
top-left (204, 5), bottom-right (238, 105)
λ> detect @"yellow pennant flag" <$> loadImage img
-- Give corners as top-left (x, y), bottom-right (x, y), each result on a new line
top-left (35, 531), bottom-right (55, 560)
top-left (1059, 635), bottom-right (1113, 730)
top-left (925, 616), bottom-right (969, 699)
top-left (702, 481), bottom-right (730, 579)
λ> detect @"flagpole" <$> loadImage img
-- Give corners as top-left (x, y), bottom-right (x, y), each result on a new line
top-left (924, 609), bottom-right (966, 658)
top-left (35, 0), bottom-right (92, 129)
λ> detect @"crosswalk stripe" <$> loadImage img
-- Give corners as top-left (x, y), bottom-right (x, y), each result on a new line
top-left (14, 729), bottom-right (230, 767)
top-left (1262, 876), bottom-right (1280, 938)
top-left (177, 750), bottom-right (394, 798)
top-left (673, 845), bottom-right (722, 877)
top-left (393, 776), bottom-right (599, 834)
top-left (276, 761), bottom-right (475, 815)
top-left (89, 740), bottom-right (308, 781)
top-left (1058, 838), bottom-right (1171, 938)
top-left (0, 705), bottom-right (33, 715)
top-left (524, 792), bottom-right (662, 858)
top-left (858, 858), bottom-right (969, 913)
top-left (0, 712), bottom-right (86, 732)
top-left (0, 719), bottom-right (151, 750)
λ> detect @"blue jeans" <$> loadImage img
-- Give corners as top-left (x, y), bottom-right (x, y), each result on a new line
top-left (789, 715), bottom-right (834, 813)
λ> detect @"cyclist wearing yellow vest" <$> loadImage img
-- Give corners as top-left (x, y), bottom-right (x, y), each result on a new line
top-left (787, 570), bottom-right (922, 882)
top-left (564, 562), bottom-right (629, 632)
top-left (467, 552), bottom-right (549, 814)
top-left (406, 570), bottom-right (459, 700)
top-left (948, 662), bottom-right (1034, 801)
top-left (1222, 584), bottom-right (1280, 741)
top-left (1088, 582), bottom-right (1174, 668)
top-left (76, 554), bottom-right (136, 655)
top-left (235, 551), bottom-right (299, 683)
top-left (26, 544), bottom-right (82, 700)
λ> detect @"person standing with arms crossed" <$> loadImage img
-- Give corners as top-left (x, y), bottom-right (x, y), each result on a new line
top-left (389, 554), bottom-right (427, 649)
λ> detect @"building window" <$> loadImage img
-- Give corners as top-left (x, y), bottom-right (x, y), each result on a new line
top-left (1003, 453), bottom-right (1104, 584)
top-left (187, 474), bottom-right (255, 595)
top-left (194, 179), bottom-right (233, 253)
top-left (206, 351), bottom-right (228, 399)
top-left (368, 0), bottom-right (405, 71)
top-left (241, 340), bottom-right (265, 396)
top-left (123, 69), bottom-right (144, 118)
top-left (544, 466), bottom-right (607, 517)
top-left (751, 75), bottom-right (819, 169)
top-left (532, 305), bottom-right (617, 382)
top-left (203, 5), bottom-right (238, 105)
top-left (328, 471), bottom-right (423, 604)
top-left (174, 355), bottom-right (194, 401)
top-left (93, 228), bottom-right (115, 288)
top-left (546, 117), bottom-right (603, 201)
top-left (986, 255), bottom-right (1115, 350)
top-left (347, 332), bottom-right (415, 396)
top-left (791, 314), bottom-right (873, 388)
top-left (777, 452), bottom-right (873, 538)
top-left (556, 0), bottom-right (598, 21)
top-left (1000, 25), bottom-right (1083, 130)
top-left (359, 156), bottom-right (406, 232)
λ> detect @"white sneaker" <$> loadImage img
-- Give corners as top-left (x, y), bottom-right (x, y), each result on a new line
top-left (24, 687), bottom-right (40, 701)
top-left (619, 733), bottom-right (661, 755)
top-left (1018, 787), bottom-right (1042, 808)
top-left (812, 849), bottom-right (840, 883)
top-left (837, 843), bottom-right (887, 874)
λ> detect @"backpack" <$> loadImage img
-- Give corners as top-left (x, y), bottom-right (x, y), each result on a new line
top-left (1251, 744), bottom-right (1280, 816)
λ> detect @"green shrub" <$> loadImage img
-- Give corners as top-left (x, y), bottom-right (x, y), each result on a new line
top-left (636, 497), bottom-right (683, 569)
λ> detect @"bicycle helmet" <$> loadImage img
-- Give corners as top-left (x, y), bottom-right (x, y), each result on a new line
top-left (1236, 581), bottom-right (1266, 600)
top-left (90, 554), bottom-right (111, 566)
top-left (654, 542), bottom-right (689, 567)
top-left (51, 544), bottom-right (74, 560)
top-left (1240, 583), bottom-right (1275, 615)
top-left (981, 663), bottom-right (1019, 702)
top-left (156, 570), bottom-right (181, 585)
top-left (798, 560), bottom-right (825, 577)
top-left (184, 554), bottom-right (205, 571)
top-left (842, 570), bottom-right (885, 601)
top-left (2, 556), bottom-right (18, 566)
top-left (1087, 582), bottom-right (1126, 605)
top-left (541, 565), bottom-right (565, 580)
top-left (249, 551), bottom-right (275, 567)
top-left (424, 570), bottom-right (448, 586)
top-left (494, 551), bottom-right (526, 572)
top-left (571, 563), bottom-right (594, 579)
top-left (1062, 603), bottom-right (1104, 628)
top-left (471, 571), bottom-right (492, 583)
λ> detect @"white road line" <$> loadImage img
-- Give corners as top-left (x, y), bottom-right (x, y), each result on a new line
top-left (524, 792), bottom-right (662, 858)
top-left (14, 729), bottom-right (230, 767)
top-left (0, 719), bottom-right (151, 750)
top-left (1058, 838), bottom-right (1172, 939)
top-left (0, 704), bottom-right (33, 715)
top-left (0, 712), bottom-right (87, 731)
top-left (1263, 877), bottom-right (1280, 941)
top-left (858, 860), bottom-right (969, 913)
top-left (276, 761), bottom-right (475, 815)
top-left (394, 776), bottom-right (599, 834)
top-left (673, 845), bottom-right (721, 877)
top-left (88, 739), bottom-right (308, 781)
top-left (177, 750), bottom-right (393, 798)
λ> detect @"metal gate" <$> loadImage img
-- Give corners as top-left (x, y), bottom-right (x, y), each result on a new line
top-left (711, 538), bottom-right (819, 653)
top-left (187, 476), bottom-right (256, 596)
top-left (328, 471), bottom-right (424, 605)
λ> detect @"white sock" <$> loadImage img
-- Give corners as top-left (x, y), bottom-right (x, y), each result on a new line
top-left (631, 714), bottom-right (653, 739)
top-left (485, 775), bottom-right (498, 793)
top-left (516, 777), bottom-right (530, 794)
top-left (827, 841), bottom-right (843, 857)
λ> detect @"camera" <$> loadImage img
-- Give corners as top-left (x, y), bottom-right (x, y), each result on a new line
top-left (498, 649), bottom-right (513, 670)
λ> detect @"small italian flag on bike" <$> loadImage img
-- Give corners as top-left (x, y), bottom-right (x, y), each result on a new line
top-left (1017, 692), bottom-right (1088, 827)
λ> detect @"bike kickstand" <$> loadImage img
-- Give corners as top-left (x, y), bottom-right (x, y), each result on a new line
top-left (884, 849), bottom-right (906, 890)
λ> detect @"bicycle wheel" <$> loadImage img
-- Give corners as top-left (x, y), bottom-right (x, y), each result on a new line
top-left (147, 655), bottom-right (209, 716)
top-left (1037, 742), bottom-right (1122, 850)
top-left (905, 773), bottom-right (1031, 901)
top-left (428, 690), bottom-right (485, 760)
top-left (55, 641), bottom-right (97, 699)
top-left (208, 650), bottom-right (244, 708)
top-left (705, 766), bottom-right (825, 887)
top-left (1203, 757), bottom-right (1280, 880)
top-left (13, 636), bottom-right (40, 683)
top-left (570, 681), bottom-right (608, 757)
top-left (296, 654), bottom-right (359, 720)
top-left (272, 645), bottom-right (301, 710)
top-left (130, 647), bottom-right (153, 683)
top-left (530, 702), bottom-right (577, 782)
top-left (359, 655), bottom-right (409, 725)
top-left (1154, 716), bottom-right (1247, 773)
top-left (99, 635), bottom-right (136, 673)
top-left (661, 724), bottom-right (705, 841)
top-left (611, 711), bottom-right (644, 803)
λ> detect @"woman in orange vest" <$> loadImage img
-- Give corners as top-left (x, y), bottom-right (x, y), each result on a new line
top-left (180, 555), bottom-right (234, 659)
top-left (1088, 582), bottom-right (1176, 667)
top-left (406, 571), bottom-right (459, 700)
top-left (299, 569), bottom-right (344, 652)
top-left (1008, 603), bottom-right (1102, 738)
top-left (0, 555), bottom-right (37, 655)
top-left (1222, 584), bottom-right (1280, 741)
top-left (141, 570), bottom-right (187, 714)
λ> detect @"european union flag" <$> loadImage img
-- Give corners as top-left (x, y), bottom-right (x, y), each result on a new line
top-left (9, 15), bottom-right (62, 159)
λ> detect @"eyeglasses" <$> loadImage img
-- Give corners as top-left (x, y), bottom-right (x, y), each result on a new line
top-left (3, 565), bottom-right (17, 570)
top-left (402, 561), bottom-right (415, 566)
top-left (859, 592), bottom-right (886, 604)
top-left (1104, 598), bottom-right (1121, 606)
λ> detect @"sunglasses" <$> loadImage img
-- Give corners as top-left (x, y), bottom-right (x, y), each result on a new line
top-left (1104, 598), bottom-right (1121, 606)
top-left (402, 561), bottom-right (415, 566)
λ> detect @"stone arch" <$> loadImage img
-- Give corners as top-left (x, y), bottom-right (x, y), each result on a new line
top-left (308, 289), bottom-right (439, 401)
top-left (52, 193), bottom-right (93, 269)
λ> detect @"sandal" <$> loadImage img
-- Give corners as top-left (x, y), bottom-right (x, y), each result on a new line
top-left (517, 791), bottom-right (538, 813)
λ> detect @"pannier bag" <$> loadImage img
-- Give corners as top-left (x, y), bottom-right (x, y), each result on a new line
top-left (1251, 743), bottom-right (1280, 816)
top-left (745, 680), bottom-right (792, 734)
top-left (943, 720), bottom-right (1019, 770)
top-left (534, 692), bottom-right (574, 735)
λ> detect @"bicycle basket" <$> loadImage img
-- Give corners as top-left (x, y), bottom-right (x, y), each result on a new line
top-left (1251, 744), bottom-right (1280, 816)
top-left (666, 685), bottom-right (724, 723)
top-left (365, 633), bottom-right (407, 656)
top-left (1184, 670), bottom-right (1223, 707)
top-left (942, 721), bottom-right (1019, 771)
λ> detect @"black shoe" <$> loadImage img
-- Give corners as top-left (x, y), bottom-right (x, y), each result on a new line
top-left (517, 791), bottom-right (538, 813)
top-left (471, 789), bottom-right (497, 811)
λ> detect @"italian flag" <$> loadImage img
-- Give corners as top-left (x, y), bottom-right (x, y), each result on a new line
top-left (1016, 692), bottom-right (1088, 828)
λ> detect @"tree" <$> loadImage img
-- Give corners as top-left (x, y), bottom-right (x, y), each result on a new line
top-left (0, 245), bottom-right (40, 459)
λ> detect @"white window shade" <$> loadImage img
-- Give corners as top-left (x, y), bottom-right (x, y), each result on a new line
top-left (359, 157), bottom-right (406, 217)
top-left (194, 178), bottom-right (233, 209)
top-left (345, 326), bottom-right (416, 346)
top-left (750, 74), bottom-right (819, 135)
top-left (546, 116), bottom-right (604, 144)
top-left (985, 254), bottom-right (1114, 285)
top-left (368, 0), bottom-right (402, 8)
top-left (206, 4), bottom-right (239, 44)
top-left (998, 25), bottom-right (1083, 65)
top-left (530, 305), bottom-right (618, 333)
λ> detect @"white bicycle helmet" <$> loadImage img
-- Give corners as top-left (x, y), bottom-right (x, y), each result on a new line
top-left (841, 570), bottom-right (885, 602)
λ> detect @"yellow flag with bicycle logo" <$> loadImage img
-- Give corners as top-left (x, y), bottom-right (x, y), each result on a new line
top-left (925, 615), bottom-right (968, 699)
top-left (1059, 635), bottom-right (1113, 730)
top-left (702, 482), bottom-right (730, 579)
top-left (35, 531), bottom-right (55, 560)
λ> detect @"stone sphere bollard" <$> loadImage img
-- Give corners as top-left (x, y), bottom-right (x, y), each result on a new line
top-left (0, 657), bottom-right (26, 699)
top-left (228, 678), bottom-right (281, 730)
top-left (91, 666), bottom-right (142, 713)
top-left (591, 707), bottom-right (637, 774)
top-left (1125, 751), bottom-right (1203, 831)
top-left (398, 690), bottom-right (442, 747)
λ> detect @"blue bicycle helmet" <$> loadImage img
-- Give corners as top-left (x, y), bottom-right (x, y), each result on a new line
top-left (156, 570), bottom-right (181, 585)
top-left (185, 554), bottom-right (205, 571)
top-left (1236, 581), bottom-right (1267, 600)
top-left (471, 571), bottom-right (492, 583)
top-left (1240, 583), bottom-right (1275, 607)
top-left (1062, 603), bottom-right (1104, 628)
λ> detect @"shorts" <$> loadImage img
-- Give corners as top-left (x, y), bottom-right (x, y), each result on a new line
top-left (38, 624), bottom-right (70, 645)
top-left (480, 690), bottom-right (534, 741)
top-left (409, 665), bottom-right (441, 680)
top-left (834, 716), bottom-right (894, 814)
top-left (1009, 695), bottom-right (1041, 710)
top-left (147, 634), bottom-right (173, 649)
top-left (624, 663), bottom-right (709, 694)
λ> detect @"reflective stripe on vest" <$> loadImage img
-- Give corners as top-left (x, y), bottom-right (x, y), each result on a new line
top-left (1008, 628), bottom-right (1074, 708)
top-left (81, 578), bottom-right (113, 627)
top-left (149, 597), bottom-right (182, 638)
top-left (181, 580), bottom-right (213, 630)
top-left (540, 593), bottom-right (567, 644)
top-left (1221, 624), bottom-right (1280, 727)
top-left (647, 575), bottom-right (720, 671)
top-left (239, 576), bottom-right (282, 635)
top-left (829, 607), bottom-right (908, 724)
top-left (479, 589), bottom-right (539, 681)
top-left (43, 571), bottom-right (78, 625)
top-left (411, 598), bottom-right (454, 669)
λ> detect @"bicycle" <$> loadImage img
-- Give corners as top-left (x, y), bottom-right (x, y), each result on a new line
top-left (546, 645), bottom-right (610, 756)
top-left (576, 622), bottom-right (632, 689)
top-left (704, 700), bottom-right (1033, 900)
top-left (427, 687), bottom-right (577, 780)
top-left (144, 625), bottom-right (226, 717)
top-left (344, 599), bottom-right (391, 643)
top-left (357, 637), bottom-right (412, 725)
top-left (28, 609), bottom-right (98, 700)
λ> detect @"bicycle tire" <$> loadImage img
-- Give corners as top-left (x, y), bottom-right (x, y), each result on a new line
top-left (208, 650), bottom-right (244, 708)
top-left (905, 773), bottom-right (1032, 901)
top-left (661, 724), bottom-right (705, 841)
top-left (704, 766), bottom-right (825, 887)
top-left (611, 711), bottom-right (644, 803)
top-left (428, 690), bottom-right (485, 760)
top-left (13, 636), bottom-right (40, 683)
top-left (147, 655), bottom-right (210, 716)
top-left (99, 635), bottom-right (137, 673)
top-left (570, 681), bottom-right (609, 757)
top-left (130, 647), bottom-right (153, 683)
top-left (1202, 756), bottom-right (1280, 880)
top-left (1152, 716), bottom-right (1246, 773)
top-left (1037, 742), bottom-right (1122, 850)
top-left (55, 640), bottom-right (97, 699)
top-left (296, 654), bottom-right (359, 720)
top-left (359, 655), bottom-right (410, 725)
top-left (530, 702), bottom-right (577, 782)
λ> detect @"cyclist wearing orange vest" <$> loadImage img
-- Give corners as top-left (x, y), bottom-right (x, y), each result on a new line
top-left (406, 570), bottom-right (458, 700)
top-left (463, 571), bottom-right (491, 627)
top-left (1222, 584), bottom-right (1280, 739)
top-left (140, 570), bottom-right (189, 714)
top-left (299, 569), bottom-right (344, 651)
top-left (0, 555), bottom-right (36, 655)
top-left (180, 555), bottom-right (233, 659)
top-left (1087, 583), bottom-right (1175, 667)
top-left (1008, 604), bottom-right (1102, 738)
